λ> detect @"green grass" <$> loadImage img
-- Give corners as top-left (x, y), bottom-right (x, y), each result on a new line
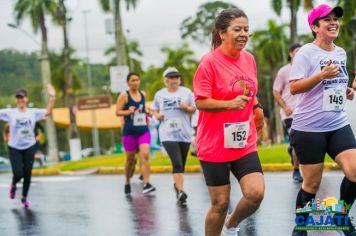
top-left (39, 144), bottom-right (333, 172)
top-left (258, 144), bottom-right (333, 163)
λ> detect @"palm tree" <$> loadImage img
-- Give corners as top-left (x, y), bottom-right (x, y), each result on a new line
top-left (145, 43), bottom-right (197, 98)
top-left (105, 39), bottom-right (144, 72)
top-left (99, 0), bottom-right (139, 66)
top-left (333, 0), bottom-right (356, 78)
top-left (55, 0), bottom-right (79, 140)
top-left (271, 0), bottom-right (313, 44)
top-left (335, 0), bottom-right (356, 23)
top-left (180, 1), bottom-right (237, 46)
top-left (14, 0), bottom-right (59, 161)
top-left (251, 19), bottom-right (289, 143)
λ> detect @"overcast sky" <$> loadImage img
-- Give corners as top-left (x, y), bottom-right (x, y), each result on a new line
top-left (0, 0), bottom-right (327, 68)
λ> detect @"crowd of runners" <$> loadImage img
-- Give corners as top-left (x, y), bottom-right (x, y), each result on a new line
top-left (1, 3), bottom-right (356, 236)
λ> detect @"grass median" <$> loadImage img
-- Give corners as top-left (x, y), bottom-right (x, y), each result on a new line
top-left (36, 144), bottom-right (334, 172)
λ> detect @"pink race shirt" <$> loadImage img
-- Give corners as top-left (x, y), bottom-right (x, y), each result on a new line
top-left (193, 48), bottom-right (258, 163)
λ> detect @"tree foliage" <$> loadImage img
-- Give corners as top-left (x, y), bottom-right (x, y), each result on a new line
top-left (180, 1), bottom-right (237, 46)
top-left (0, 50), bottom-right (41, 98)
top-left (14, 0), bottom-right (57, 33)
top-left (270, 0), bottom-right (313, 43)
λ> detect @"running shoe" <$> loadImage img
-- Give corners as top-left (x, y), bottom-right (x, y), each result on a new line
top-left (21, 197), bottom-right (29, 208)
top-left (221, 215), bottom-right (239, 236)
top-left (124, 184), bottom-right (131, 195)
top-left (177, 191), bottom-right (188, 205)
top-left (293, 169), bottom-right (303, 183)
top-left (291, 227), bottom-right (307, 236)
top-left (143, 183), bottom-right (156, 194)
top-left (9, 184), bottom-right (16, 199)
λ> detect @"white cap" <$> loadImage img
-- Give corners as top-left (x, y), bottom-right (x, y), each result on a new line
top-left (163, 67), bottom-right (181, 78)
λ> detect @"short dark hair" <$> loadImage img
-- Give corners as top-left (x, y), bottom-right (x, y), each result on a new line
top-left (288, 43), bottom-right (302, 61)
top-left (311, 19), bottom-right (320, 38)
top-left (126, 72), bottom-right (140, 82)
top-left (211, 8), bottom-right (248, 49)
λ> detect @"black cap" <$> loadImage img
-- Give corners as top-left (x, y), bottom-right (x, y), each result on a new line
top-left (15, 89), bottom-right (28, 98)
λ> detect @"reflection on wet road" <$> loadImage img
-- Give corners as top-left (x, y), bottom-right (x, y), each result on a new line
top-left (0, 172), bottom-right (353, 235)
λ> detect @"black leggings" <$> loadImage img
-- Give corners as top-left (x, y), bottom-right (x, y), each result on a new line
top-left (162, 141), bottom-right (191, 173)
top-left (8, 145), bottom-right (36, 197)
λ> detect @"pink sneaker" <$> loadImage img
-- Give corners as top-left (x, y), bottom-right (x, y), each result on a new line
top-left (21, 198), bottom-right (29, 208)
top-left (9, 184), bottom-right (16, 199)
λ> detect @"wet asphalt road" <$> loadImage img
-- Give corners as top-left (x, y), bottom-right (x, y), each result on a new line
top-left (0, 171), bottom-right (355, 236)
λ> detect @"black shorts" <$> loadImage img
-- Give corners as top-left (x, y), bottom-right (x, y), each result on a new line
top-left (290, 125), bottom-right (356, 165)
top-left (200, 152), bottom-right (263, 186)
top-left (282, 118), bottom-right (293, 138)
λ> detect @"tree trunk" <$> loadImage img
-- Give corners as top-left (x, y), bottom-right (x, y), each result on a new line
top-left (59, 0), bottom-right (79, 140)
top-left (289, 0), bottom-right (298, 44)
top-left (114, 0), bottom-right (128, 66)
top-left (39, 13), bottom-right (58, 161)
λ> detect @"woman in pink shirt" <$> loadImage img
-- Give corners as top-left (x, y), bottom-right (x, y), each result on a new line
top-left (193, 8), bottom-right (264, 236)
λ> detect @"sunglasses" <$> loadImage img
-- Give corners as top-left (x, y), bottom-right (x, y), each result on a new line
top-left (167, 76), bottom-right (180, 79)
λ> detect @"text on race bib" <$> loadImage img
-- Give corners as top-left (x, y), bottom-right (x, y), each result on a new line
top-left (322, 86), bottom-right (346, 112)
top-left (133, 113), bottom-right (147, 126)
top-left (224, 121), bottom-right (250, 148)
top-left (167, 118), bottom-right (182, 132)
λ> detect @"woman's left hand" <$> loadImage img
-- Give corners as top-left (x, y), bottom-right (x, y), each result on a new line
top-left (179, 102), bottom-right (189, 111)
top-left (346, 87), bottom-right (354, 101)
top-left (47, 84), bottom-right (56, 97)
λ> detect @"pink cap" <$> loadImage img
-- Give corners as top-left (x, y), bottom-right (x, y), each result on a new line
top-left (308, 4), bottom-right (343, 29)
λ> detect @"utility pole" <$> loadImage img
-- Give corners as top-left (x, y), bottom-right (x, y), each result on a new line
top-left (83, 10), bottom-right (100, 156)
top-left (113, 0), bottom-right (128, 66)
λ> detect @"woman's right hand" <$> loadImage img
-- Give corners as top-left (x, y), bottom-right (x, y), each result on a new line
top-left (321, 60), bottom-right (340, 79)
top-left (47, 84), bottom-right (56, 97)
top-left (128, 106), bottom-right (136, 114)
top-left (227, 95), bottom-right (251, 110)
top-left (156, 113), bottom-right (165, 121)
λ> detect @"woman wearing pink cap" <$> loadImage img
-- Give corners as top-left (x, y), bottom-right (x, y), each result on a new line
top-left (194, 8), bottom-right (264, 236)
top-left (289, 4), bottom-right (356, 236)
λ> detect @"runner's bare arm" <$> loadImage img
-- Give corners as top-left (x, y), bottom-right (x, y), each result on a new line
top-left (290, 60), bottom-right (339, 95)
top-left (347, 87), bottom-right (354, 100)
top-left (116, 92), bottom-right (134, 116)
top-left (179, 102), bottom-right (196, 114)
top-left (195, 95), bottom-right (251, 112)
top-left (273, 90), bottom-right (293, 116)
top-left (45, 84), bottom-right (56, 117)
top-left (151, 109), bottom-right (164, 121)
top-left (253, 99), bottom-right (264, 132)
top-left (353, 76), bottom-right (356, 90)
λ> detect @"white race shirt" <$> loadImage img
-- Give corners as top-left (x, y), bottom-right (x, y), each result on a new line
top-left (153, 86), bottom-right (195, 142)
top-left (289, 43), bottom-right (349, 132)
top-left (0, 108), bottom-right (46, 150)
